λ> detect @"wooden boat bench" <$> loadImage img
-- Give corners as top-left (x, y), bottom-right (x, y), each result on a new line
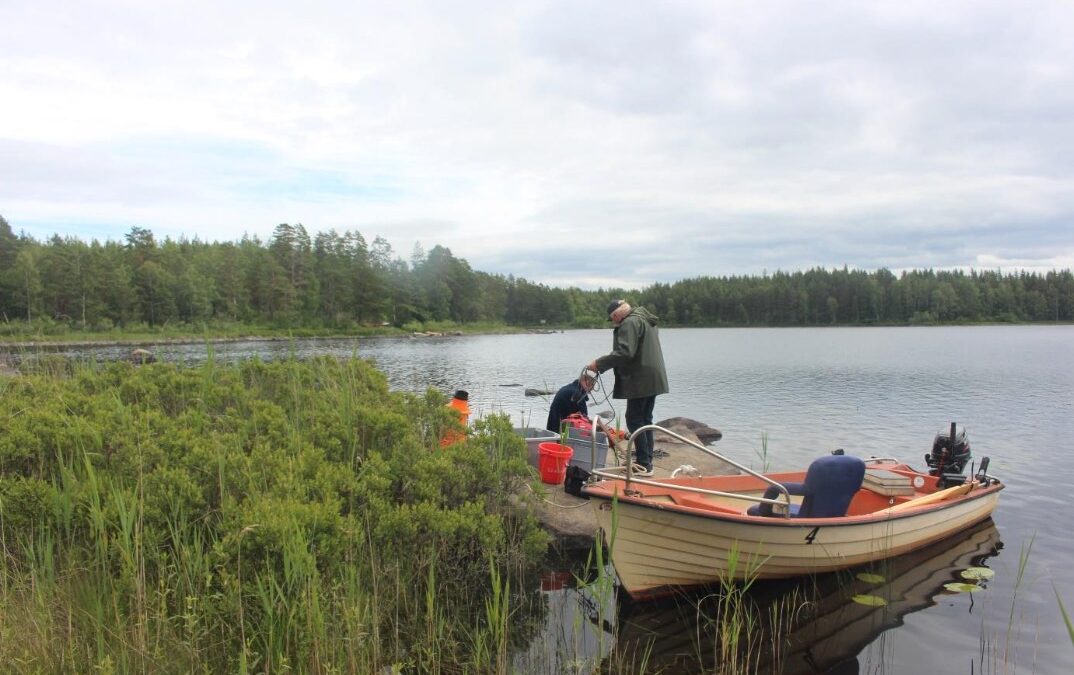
top-left (886, 483), bottom-right (974, 513)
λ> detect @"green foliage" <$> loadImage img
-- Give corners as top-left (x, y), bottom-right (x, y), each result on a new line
top-left (0, 357), bottom-right (548, 672)
top-left (0, 475), bottom-right (57, 532)
top-left (2, 219), bottom-right (1071, 334)
top-left (640, 267), bottom-right (1074, 326)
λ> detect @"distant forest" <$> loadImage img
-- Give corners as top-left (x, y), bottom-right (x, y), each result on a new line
top-left (1, 215), bottom-right (1072, 331)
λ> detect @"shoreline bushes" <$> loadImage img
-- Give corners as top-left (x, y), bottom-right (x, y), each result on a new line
top-left (0, 357), bottom-right (548, 672)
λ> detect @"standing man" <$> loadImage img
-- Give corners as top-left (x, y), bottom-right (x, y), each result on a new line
top-left (588, 300), bottom-right (668, 476)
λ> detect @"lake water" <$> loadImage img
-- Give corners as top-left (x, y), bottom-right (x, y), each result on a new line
top-left (9, 326), bottom-right (1073, 673)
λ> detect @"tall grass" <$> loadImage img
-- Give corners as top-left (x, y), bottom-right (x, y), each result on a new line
top-left (1056, 586), bottom-right (1074, 649)
top-left (0, 355), bottom-right (550, 672)
top-left (753, 431), bottom-right (771, 472)
top-left (999, 533), bottom-right (1036, 671)
top-left (590, 496), bottom-right (806, 674)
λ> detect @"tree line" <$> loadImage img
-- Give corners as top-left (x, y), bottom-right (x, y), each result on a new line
top-left (1, 215), bottom-right (1071, 331)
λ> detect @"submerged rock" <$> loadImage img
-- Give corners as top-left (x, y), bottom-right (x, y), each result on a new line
top-left (525, 387), bottom-right (555, 397)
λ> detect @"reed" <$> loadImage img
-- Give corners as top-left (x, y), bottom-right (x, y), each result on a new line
top-left (1001, 533), bottom-right (1036, 669)
top-left (753, 431), bottom-right (771, 472)
top-left (1057, 586), bottom-right (1074, 649)
top-left (469, 553), bottom-right (511, 674)
top-left (0, 355), bottom-right (548, 672)
top-left (698, 544), bottom-right (772, 674)
top-left (588, 494), bottom-right (809, 674)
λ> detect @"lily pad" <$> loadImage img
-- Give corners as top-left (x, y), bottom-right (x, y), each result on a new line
top-left (856, 572), bottom-right (886, 584)
top-left (944, 582), bottom-right (982, 593)
top-left (960, 567), bottom-right (995, 581)
top-left (851, 594), bottom-right (888, 607)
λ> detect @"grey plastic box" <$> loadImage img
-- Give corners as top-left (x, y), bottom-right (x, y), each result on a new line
top-left (514, 427), bottom-right (559, 467)
top-left (564, 427), bottom-right (610, 472)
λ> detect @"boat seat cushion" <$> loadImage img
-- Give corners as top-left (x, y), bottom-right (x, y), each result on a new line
top-left (747, 455), bottom-right (866, 518)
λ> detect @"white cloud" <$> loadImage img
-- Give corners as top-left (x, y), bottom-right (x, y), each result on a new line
top-left (1, 0), bottom-right (1072, 288)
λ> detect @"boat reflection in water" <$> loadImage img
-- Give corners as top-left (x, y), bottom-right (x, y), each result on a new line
top-left (606, 519), bottom-right (1002, 674)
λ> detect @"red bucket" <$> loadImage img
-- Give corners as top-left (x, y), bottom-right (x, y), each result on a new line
top-left (537, 442), bottom-right (573, 485)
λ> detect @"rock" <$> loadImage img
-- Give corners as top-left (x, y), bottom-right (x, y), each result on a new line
top-left (531, 488), bottom-right (600, 553)
top-left (129, 348), bottom-right (156, 364)
top-left (525, 387), bottom-right (555, 397)
top-left (653, 427), bottom-right (704, 449)
top-left (656, 417), bottom-right (722, 443)
top-left (0, 361), bottom-right (18, 377)
top-left (529, 428), bottom-right (740, 552)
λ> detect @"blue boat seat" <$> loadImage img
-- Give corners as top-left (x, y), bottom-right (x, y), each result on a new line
top-left (747, 454), bottom-right (866, 518)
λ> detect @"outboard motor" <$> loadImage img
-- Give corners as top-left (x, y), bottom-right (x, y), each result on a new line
top-left (925, 422), bottom-right (972, 486)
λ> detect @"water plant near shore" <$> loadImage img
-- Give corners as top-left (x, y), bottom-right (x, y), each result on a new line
top-left (0, 356), bottom-right (549, 672)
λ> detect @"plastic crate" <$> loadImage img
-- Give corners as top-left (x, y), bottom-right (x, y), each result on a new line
top-left (564, 427), bottom-right (609, 472)
top-left (514, 427), bottom-right (559, 467)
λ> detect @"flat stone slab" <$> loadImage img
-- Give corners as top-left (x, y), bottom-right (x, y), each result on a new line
top-left (533, 432), bottom-right (740, 552)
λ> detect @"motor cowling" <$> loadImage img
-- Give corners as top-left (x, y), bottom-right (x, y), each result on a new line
top-left (925, 424), bottom-right (971, 477)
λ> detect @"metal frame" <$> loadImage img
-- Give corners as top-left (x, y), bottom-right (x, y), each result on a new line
top-left (590, 420), bottom-right (794, 517)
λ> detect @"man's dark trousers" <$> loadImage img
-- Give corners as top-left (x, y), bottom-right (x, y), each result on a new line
top-left (626, 395), bottom-right (657, 470)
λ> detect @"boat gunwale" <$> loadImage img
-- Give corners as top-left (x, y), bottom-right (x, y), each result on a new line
top-left (582, 479), bottom-right (1004, 528)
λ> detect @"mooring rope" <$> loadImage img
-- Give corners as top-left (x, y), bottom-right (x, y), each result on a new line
top-left (523, 481), bottom-right (592, 508)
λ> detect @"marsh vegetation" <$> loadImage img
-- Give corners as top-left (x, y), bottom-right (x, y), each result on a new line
top-left (0, 356), bottom-right (550, 673)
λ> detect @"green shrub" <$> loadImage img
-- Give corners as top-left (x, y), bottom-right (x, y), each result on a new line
top-left (0, 356), bottom-right (548, 672)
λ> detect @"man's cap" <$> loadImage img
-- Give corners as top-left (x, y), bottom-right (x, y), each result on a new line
top-left (453, 390), bottom-right (469, 401)
top-left (606, 299), bottom-right (625, 320)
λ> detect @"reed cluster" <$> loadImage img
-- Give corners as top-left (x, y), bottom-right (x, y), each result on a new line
top-left (0, 356), bottom-right (548, 673)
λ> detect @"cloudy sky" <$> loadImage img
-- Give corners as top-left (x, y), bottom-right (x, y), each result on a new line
top-left (2, 1), bottom-right (1072, 289)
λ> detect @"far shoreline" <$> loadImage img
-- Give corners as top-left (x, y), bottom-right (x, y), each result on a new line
top-left (2, 320), bottom-right (1071, 351)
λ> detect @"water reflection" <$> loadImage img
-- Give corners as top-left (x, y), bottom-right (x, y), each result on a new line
top-left (607, 519), bottom-right (1001, 674)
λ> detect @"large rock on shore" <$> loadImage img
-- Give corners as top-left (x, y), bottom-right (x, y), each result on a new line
top-left (655, 417), bottom-right (722, 443)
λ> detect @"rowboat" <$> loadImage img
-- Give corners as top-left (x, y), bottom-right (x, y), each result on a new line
top-left (582, 422), bottom-right (1003, 600)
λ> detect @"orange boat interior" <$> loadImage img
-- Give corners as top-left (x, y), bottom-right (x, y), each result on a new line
top-left (586, 464), bottom-right (965, 518)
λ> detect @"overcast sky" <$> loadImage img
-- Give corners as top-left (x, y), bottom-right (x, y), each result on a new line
top-left (2, 1), bottom-right (1072, 289)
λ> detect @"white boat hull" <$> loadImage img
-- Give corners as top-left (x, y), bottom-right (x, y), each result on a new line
top-left (590, 481), bottom-right (1001, 598)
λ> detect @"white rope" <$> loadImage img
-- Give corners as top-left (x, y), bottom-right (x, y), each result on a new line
top-left (523, 481), bottom-right (592, 508)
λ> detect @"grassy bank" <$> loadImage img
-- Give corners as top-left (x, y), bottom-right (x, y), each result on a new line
top-left (0, 319), bottom-right (532, 345)
top-left (0, 357), bottom-right (549, 673)
top-left (4, 317), bottom-right (1069, 349)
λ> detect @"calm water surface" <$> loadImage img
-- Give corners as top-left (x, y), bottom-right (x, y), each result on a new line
top-left (11, 326), bottom-right (1073, 673)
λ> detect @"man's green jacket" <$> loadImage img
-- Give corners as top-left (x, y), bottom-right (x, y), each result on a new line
top-left (594, 306), bottom-right (669, 399)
